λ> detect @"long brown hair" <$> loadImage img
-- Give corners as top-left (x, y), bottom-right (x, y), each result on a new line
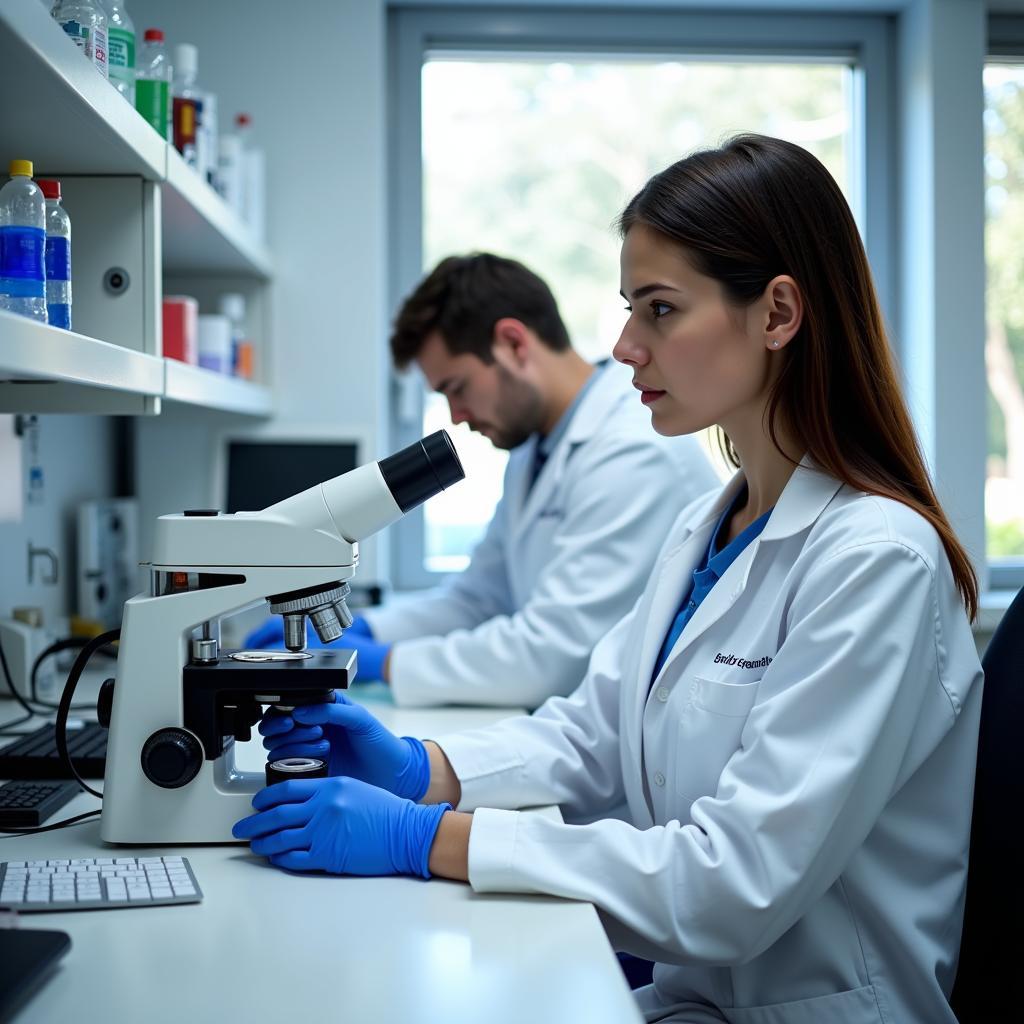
top-left (619, 134), bottom-right (978, 620)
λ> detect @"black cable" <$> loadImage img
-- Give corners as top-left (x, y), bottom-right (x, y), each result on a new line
top-left (0, 809), bottom-right (101, 836)
top-left (31, 637), bottom-right (86, 705)
top-left (30, 637), bottom-right (112, 710)
top-left (55, 629), bottom-right (120, 800)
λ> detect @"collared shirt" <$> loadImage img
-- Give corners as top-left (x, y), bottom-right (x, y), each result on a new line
top-left (651, 493), bottom-right (773, 683)
top-left (528, 361), bottom-right (605, 491)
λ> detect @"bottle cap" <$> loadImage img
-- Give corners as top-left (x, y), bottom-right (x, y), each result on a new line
top-left (218, 293), bottom-right (246, 323)
top-left (9, 160), bottom-right (33, 178)
top-left (174, 43), bottom-right (198, 76)
top-left (144, 28), bottom-right (165, 42)
top-left (37, 179), bottom-right (61, 200)
top-left (235, 113), bottom-right (252, 128)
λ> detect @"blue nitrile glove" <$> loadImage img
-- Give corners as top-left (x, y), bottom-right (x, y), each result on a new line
top-left (232, 776), bottom-right (450, 877)
top-left (243, 614), bottom-right (373, 650)
top-left (343, 631), bottom-right (390, 681)
top-left (259, 691), bottom-right (431, 800)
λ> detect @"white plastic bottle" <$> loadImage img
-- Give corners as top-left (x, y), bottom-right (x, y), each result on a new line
top-left (135, 28), bottom-right (171, 139)
top-left (39, 180), bottom-right (72, 331)
top-left (103, 1), bottom-right (135, 102)
top-left (0, 161), bottom-right (48, 324)
top-left (51, 0), bottom-right (109, 79)
top-left (217, 132), bottom-right (244, 212)
top-left (235, 113), bottom-right (266, 241)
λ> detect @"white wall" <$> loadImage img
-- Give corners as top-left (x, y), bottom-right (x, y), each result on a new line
top-left (0, 414), bottom-right (117, 627)
top-left (130, 0), bottom-right (391, 581)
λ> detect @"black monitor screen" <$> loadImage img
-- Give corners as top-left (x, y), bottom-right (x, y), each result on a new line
top-left (226, 441), bottom-right (360, 513)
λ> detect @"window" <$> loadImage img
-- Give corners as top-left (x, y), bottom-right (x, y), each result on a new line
top-left (984, 60), bottom-right (1024, 578)
top-left (390, 8), bottom-right (892, 589)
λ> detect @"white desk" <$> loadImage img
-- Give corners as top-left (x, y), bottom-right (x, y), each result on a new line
top-left (1, 684), bottom-right (643, 1024)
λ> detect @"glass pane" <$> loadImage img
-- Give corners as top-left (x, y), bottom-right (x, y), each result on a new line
top-left (421, 57), bottom-right (854, 573)
top-left (985, 63), bottom-right (1024, 564)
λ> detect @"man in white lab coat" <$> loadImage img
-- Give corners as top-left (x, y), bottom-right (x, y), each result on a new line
top-left (332, 254), bottom-right (717, 707)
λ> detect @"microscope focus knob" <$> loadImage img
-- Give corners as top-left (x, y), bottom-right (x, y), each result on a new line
top-left (97, 678), bottom-right (115, 728)
top-left (141, 729), bottom-right (203, 789)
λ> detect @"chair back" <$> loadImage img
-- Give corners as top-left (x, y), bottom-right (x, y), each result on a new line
top-left (950, 589), bottom-right (1024, 1020)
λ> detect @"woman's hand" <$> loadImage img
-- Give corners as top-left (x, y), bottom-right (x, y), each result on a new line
top-left (260, 692), bottom-right (430, 801)
top-left (232, 776), bottom-right (451, 877)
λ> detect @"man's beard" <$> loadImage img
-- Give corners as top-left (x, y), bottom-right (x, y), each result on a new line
top-left (473, 365), bottom-right (545, 450)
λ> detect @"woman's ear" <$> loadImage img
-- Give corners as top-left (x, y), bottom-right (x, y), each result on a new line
top-left (763, 276), bottom-right (803, 351)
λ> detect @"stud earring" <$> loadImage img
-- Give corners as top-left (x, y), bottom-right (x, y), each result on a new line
top-left (771, 339), bottom-right (780, 348)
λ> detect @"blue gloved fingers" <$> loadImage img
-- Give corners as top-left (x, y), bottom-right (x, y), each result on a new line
top-left (264, 739), bottom-right (332, 762)
top-left (250, 826), bottom-right (312, 858)
top-left (258, 711), bottom-right (297, 738)
top-left (340, 633), bottom-right (390, 681)
top-left (292, 697), bottom-right (379, 734)
top-left (268, 850), bottom-right (314, 872)
top-left (250, 777), bottom-right (321, 811)
top-left (348, 616), bottom-right (372, 638)
top-left (261, 723), bottom-right (323, 749)
top-left (243, 617), bottom-right (285, 649)
top-left (233, 800), bottom-right (312, 841)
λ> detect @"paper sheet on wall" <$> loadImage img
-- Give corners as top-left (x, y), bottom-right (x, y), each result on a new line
top-left (0, 414), bottom-right (24, 523)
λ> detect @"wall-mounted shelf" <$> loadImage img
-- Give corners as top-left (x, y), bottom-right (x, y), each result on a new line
top-left (0, 0), bottom-right (165, 180)
top-left (0, 312), bottom-right (271, 416)
top-left (0, 0), bottom-right (275, 417)
top-left (164, 360), bottom-right (273, 416)
top-left (0, 310), bottom-right (164, 414)
top-left (163, 150), bottom-right (273, 278)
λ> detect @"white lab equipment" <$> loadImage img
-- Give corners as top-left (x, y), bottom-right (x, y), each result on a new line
top-left (364, 361), bottom-right (720, 708)
top-left (438, 459), bottom-right (983, 1024)
top-left (100, 433), bottom-right (464, 844)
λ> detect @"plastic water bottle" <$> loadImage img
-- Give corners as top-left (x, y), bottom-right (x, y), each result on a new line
top-left (39, 180), bottom-right (72, 331)
top-left (103, 1), bottom-right (135, 103)
top-left (135, 28), bottom-right (171, 139)
top-left (51, 0), bottom-right (108, 79)
top-left (0, 161), bottom-right (48, 324)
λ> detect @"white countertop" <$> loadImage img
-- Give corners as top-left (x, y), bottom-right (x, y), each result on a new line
top-left (0, 683), bottom-right (642, 1024)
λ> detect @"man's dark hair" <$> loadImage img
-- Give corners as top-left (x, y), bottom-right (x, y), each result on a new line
top-left (390, 253), bottom-right (571, 369)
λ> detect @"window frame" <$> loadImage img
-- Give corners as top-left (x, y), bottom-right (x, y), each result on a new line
top-left (987, 14), bottom-right (1024, 592)
top-left (387, 4), bottom-right (896, 590)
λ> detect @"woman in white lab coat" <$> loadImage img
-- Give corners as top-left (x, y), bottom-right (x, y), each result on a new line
top-left (234, 135), bottom-right (983, 1024)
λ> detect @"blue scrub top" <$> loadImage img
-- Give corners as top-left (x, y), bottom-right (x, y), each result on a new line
top-left (652, 493), bottom-right (773, 683)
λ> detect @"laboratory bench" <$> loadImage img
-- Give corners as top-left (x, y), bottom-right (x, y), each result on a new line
top-left (0, 684), bottom-right (643, 1024)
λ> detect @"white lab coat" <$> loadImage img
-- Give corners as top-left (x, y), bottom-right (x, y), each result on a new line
top-left (438, 459), bottom-right (983, 1024)
top-left (365, 362), bottom-right (719, 708)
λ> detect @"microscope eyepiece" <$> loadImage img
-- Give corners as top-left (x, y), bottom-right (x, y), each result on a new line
top-left (378, 430), bottom-right (464, 513)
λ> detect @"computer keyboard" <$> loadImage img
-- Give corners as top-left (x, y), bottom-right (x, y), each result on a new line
top-left (0, 856), bottom-right (203, 912)
top-left (0, 721), bottom-right (106, 780)
top-left (0, 780), bottom-right (79, 828)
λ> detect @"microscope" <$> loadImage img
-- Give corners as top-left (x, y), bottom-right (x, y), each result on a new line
top-left (100, 432), bottom-right (464, 844)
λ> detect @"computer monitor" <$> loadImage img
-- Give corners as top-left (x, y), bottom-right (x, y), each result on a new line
top-left (224, 438), bottom-right (360, 513)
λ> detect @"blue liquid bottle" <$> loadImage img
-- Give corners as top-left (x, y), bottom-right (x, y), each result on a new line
top-left (0, 160), bottom-right (48, 324)
top-left (39, 179), bottom-right (72, 331)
